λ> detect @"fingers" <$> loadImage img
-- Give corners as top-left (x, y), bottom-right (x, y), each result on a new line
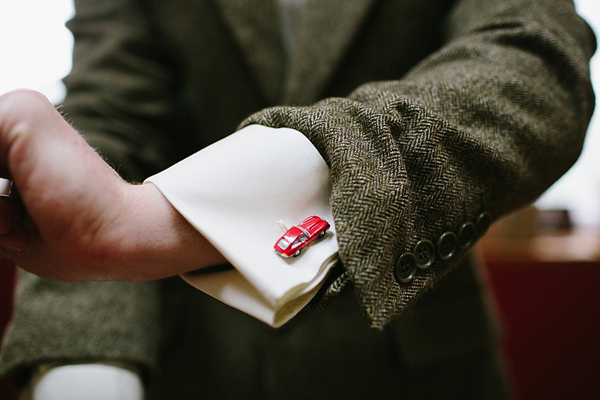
top-left (0, 89), bottom-right (135, 281)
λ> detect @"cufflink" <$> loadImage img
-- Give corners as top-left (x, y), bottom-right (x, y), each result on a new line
top-left (274, 216), bottom-right (330, 258)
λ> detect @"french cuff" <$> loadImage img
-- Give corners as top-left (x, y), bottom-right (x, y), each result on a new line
top-left (145, 124), bottom-right (338, 327)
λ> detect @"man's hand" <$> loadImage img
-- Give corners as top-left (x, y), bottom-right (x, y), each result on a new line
top-left (0, 90), bottom-right (226, 281)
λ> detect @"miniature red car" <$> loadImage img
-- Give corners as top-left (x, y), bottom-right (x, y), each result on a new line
top-left (274, 216), bottom-right (330, 258)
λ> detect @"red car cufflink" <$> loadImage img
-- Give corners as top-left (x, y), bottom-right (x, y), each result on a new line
top-left (274, 216), bottom-right (330, 258)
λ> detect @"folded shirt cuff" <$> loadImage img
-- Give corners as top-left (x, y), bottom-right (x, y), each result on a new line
top-left (145, 124), bottom-right (338, 327)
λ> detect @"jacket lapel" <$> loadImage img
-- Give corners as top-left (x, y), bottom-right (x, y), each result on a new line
top-left (213, 0), bottom-right (378, 105)
top-left (283, 0), bottom-right (378, 104)
top-left (212, 0), bottom-right (286, 103)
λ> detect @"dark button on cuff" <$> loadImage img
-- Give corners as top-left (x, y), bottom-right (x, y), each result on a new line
top-left (437, 232), bottom-right (458, 260)
top-left (394, 252), bottom-right (417, 283)
top-left (475, 212), bottom-right (492, 237)
top-left (414, 239), bottom-right (435, 269)
top-left (458, 222), bottom-right (476, 250)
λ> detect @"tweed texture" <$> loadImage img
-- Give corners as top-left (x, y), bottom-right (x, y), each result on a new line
top-left (244, 0), bottom-right (596, 327)
top-left (0, 272), bottom-right (160, 386)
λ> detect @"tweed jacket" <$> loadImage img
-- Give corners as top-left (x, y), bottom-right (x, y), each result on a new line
top-left (0, 0), bottom-right (595, 394)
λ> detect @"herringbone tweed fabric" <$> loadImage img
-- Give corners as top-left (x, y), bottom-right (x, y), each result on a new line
top-left (244, 0), bottom-right (596, 327)
top-left (0, 0), bottom-right (594, 392)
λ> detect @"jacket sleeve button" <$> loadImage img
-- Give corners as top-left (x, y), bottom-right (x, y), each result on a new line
top-left (437, 231), bottom-right (458, 260)
top-left (458, 222), bottom-right (476, 249)
top-left (475, 212), bottom-right (492, 237)
top-left (414, 239), bottom-right (435, 269)
top-left (394, 252), bottom-right (417, 283)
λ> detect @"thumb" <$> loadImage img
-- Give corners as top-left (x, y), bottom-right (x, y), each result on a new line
top-left (0, 89), bottom-right (124, 243)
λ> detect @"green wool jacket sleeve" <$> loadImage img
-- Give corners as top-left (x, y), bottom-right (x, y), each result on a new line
top-left (243, 0), bottom-right (596, 327)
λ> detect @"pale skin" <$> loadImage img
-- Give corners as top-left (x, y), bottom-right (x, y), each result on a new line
top-left (0, 89), bottom-right (227, 282)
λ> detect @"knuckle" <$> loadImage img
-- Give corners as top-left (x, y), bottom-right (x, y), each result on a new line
top-left (0, 89), bottom-right (51, 122)
top-left (0, 90), bottom-right (56, 150)
top-left (0, 89), bottom-right (50, 114)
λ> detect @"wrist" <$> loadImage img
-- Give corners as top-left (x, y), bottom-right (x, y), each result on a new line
top-left (114, 182), bottom-right (226, 281)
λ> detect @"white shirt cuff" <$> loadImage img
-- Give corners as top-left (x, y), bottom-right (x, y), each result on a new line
top-left (32, 364), bottom-right (143, 400)
top-left (145, 124), bottom-right (338, 327)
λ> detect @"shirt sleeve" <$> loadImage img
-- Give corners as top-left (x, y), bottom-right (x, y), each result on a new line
top-left (32, 364), bottom-right (143, 400)
top-left (145, 124), bottom-right (338, 327)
